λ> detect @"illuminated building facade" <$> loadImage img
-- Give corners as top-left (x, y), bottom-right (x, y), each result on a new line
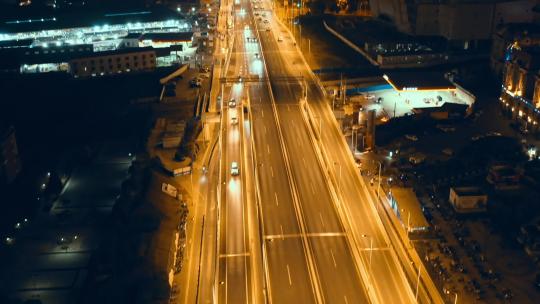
top-left (490, 23), bottom-right (540, 78)
top-left (0, 9), bottom-right (194, 74)
top-left (500, 44), bottom-right (540, 133)
top-left (68, 47), bottom-right (156, 77)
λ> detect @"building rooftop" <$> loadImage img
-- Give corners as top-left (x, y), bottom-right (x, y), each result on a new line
top-left (390, 187), bottom-right (430, 230)
top-left (383, 72), bottom-right (456, 91)
top-left (139, 32), bottom-right (193, 42)
top-left (0, 38), bottom-right (33, 48)
top-left (0, 44), bottom-right (94, 68)
top-left (70, 46), bottom-right (156, 61)
top-left (452, 187), bottom-right (486, 197)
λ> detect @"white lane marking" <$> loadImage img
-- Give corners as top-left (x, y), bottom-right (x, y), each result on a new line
top-left (310, 182), bottom-right (315, 195)
top-left (264, 232), bottom-right (347, 240)
top-left (267, 144), bottom-right (270, 154)
top-left (270, 165), bottom-right (274, 177)
top-left (280, 225), bottom-right (284, 240)
top-left (264, 125), bottom-right (267, 134)
top-left (344, 295), bottom-right (349, 304)
top-left (286, 264), bottom-right (292, 286)
top-left (287, 104), bottom-right (290, 111)
top-left (302, 157), bottom-right (306, 166)
top-left (261, 109), bottom-right (264, 117)
top-left (319, 213), bottom-right (325, 228)
top-left (274, 192), bottom-right (279, 206)
top-left (330, 249), bottom-right (337, 268)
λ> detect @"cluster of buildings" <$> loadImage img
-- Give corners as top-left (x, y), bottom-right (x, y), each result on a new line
top-left (0, 5), bottom-right (208, 77)
top-left (368, 0), bottom-right (538, 51)
top-left (329, 0), bottom-right (540, 134)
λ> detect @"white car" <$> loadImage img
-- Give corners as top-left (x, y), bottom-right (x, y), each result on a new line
top-left (277, 36), bottom-right (283, 42)
top-left (231, 116), bottom-right (238, 125)
top-left (229, 99), bottom-right (237, 108)
top-left (231, 162), bottom-right (240, 176)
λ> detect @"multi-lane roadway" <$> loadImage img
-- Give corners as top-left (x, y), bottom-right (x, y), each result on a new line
top-left (203, 0), bottom-right (443, 302)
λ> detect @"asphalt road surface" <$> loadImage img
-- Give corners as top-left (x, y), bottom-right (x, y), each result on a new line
top-left (248, 1), bottom-right (371, 303)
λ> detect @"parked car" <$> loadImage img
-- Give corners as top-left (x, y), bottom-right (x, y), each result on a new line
top-left (190, 77), bottom-right (202, 87)
top-left (405, 134), bottom-right (419, 141)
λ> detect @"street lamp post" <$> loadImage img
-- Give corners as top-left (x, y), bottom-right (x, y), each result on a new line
top-left (333, 162), bottom-right (342, 191)
top-left (362, 234), bottom-right (374, 294)
top-left (415, 262), bottom-right (421, 301)
top-left (376, 160), bottom-right (382, 198)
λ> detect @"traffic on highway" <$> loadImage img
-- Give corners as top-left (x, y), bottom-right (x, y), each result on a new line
top-left (207, 0), bottom-right (444, 303)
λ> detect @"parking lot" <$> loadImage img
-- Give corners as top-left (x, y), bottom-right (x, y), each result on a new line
top-left (1, 141), bottom-right (132, 304)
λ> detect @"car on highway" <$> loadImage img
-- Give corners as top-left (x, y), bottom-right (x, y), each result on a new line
top-left (229, 99), bottom-right (237, 108)
top-left (231, 116), bottom-right (238, 125)
top-left (231, 162), bottom-right (239, 176)
top-left (255, 53), bottom-right (260, 59)
top-left (277, 36), bottom-right (283, 42)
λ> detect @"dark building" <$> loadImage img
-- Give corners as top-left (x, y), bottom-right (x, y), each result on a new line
top-left (1, 125), bottom-right (22, 185)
